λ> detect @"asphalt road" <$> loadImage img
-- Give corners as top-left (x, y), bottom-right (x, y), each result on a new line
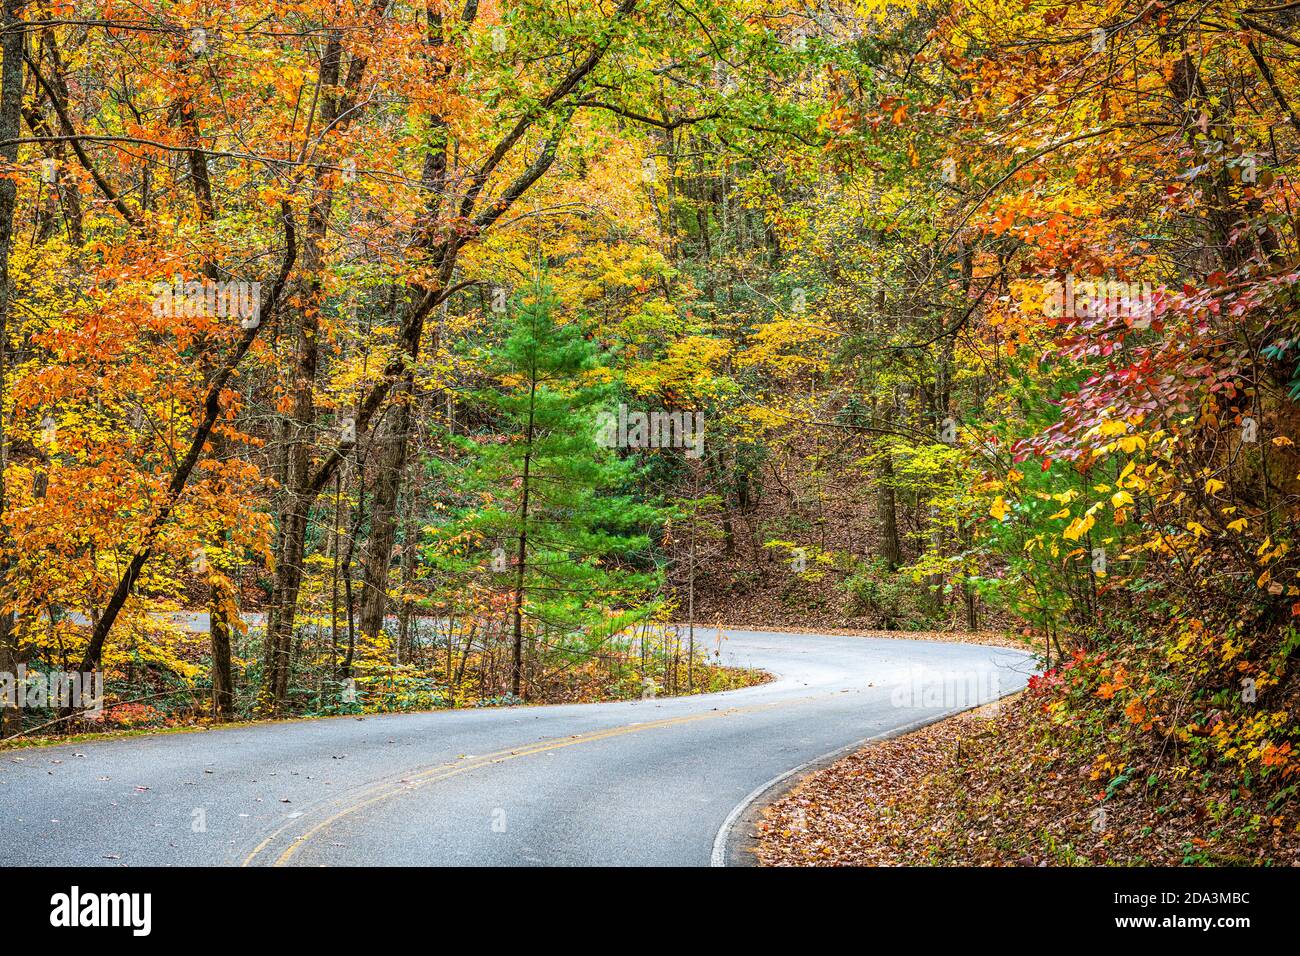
top-left (0, 629), bottom-right (1037, 867)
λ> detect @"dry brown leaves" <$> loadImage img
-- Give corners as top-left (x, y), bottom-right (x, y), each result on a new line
top-left (756, 695), bottom-right (1300, 867)
top-left (701, 623), bottom-right (1030, 651)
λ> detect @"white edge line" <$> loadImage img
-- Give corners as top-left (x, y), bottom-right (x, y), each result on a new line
top-left (709, 691), bottom-right (1023, 867)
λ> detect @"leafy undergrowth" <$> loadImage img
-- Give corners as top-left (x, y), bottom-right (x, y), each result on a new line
top-left (758, 685), bottom-right (1300, 867)
top-left (713, 624), bottom-right (1030, 651)
top-left (0, 656), bottom-right (768, 750)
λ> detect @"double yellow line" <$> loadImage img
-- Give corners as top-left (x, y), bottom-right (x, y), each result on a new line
top-left (240, 703), bottom-right (768, 867)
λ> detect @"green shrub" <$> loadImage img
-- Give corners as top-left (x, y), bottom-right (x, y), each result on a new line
top-left (844, 560), bottom-right (916, 628)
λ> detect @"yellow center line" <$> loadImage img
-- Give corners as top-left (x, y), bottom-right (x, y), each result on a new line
top-left (241, 688), bottom-right (851, 867)
top-left (239, 740), bottom-right (526, 867)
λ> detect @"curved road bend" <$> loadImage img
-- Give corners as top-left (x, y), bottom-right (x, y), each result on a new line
top-left (0, 629), bottom-right (1037, 867)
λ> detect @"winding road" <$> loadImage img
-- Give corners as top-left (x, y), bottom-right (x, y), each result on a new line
top-left (0, 629), bottom-right (1036, 867)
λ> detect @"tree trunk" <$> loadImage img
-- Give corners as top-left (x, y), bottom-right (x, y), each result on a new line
top-left (0, 0), bottom-right (23, 738)
top-left (261, 31), bottom-right (344, 715)
top-left (876, 450), bottom-right (902, 570)
top-left (208, 575), bottom-right (236, 721)
top-left (396, 466), bottom-right (420, 653)
top-left (264, 492), bottom-right (311, 712)
top-left (510, 378), bottom-right (538, 699)
top-left (358, 378), bottom-right (413, 644)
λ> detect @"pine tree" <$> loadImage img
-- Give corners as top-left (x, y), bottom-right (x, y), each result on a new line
top-left (435, 286), bottom-right (661, 699)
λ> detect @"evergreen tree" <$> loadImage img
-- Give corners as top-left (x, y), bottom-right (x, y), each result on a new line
top-left (432, 286), bottom-right (661, 699)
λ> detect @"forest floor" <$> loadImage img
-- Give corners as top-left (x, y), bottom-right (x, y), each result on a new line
top-left (755, 694), bottom-right (1300, 867)
top-left (700, 623), bottom-right (1031, 651)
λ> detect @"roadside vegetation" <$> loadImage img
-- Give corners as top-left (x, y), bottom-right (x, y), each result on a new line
top-left (760, 689), bottom-right (1300, 867)
top-left (1, 618), bottom-right (766, 746)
